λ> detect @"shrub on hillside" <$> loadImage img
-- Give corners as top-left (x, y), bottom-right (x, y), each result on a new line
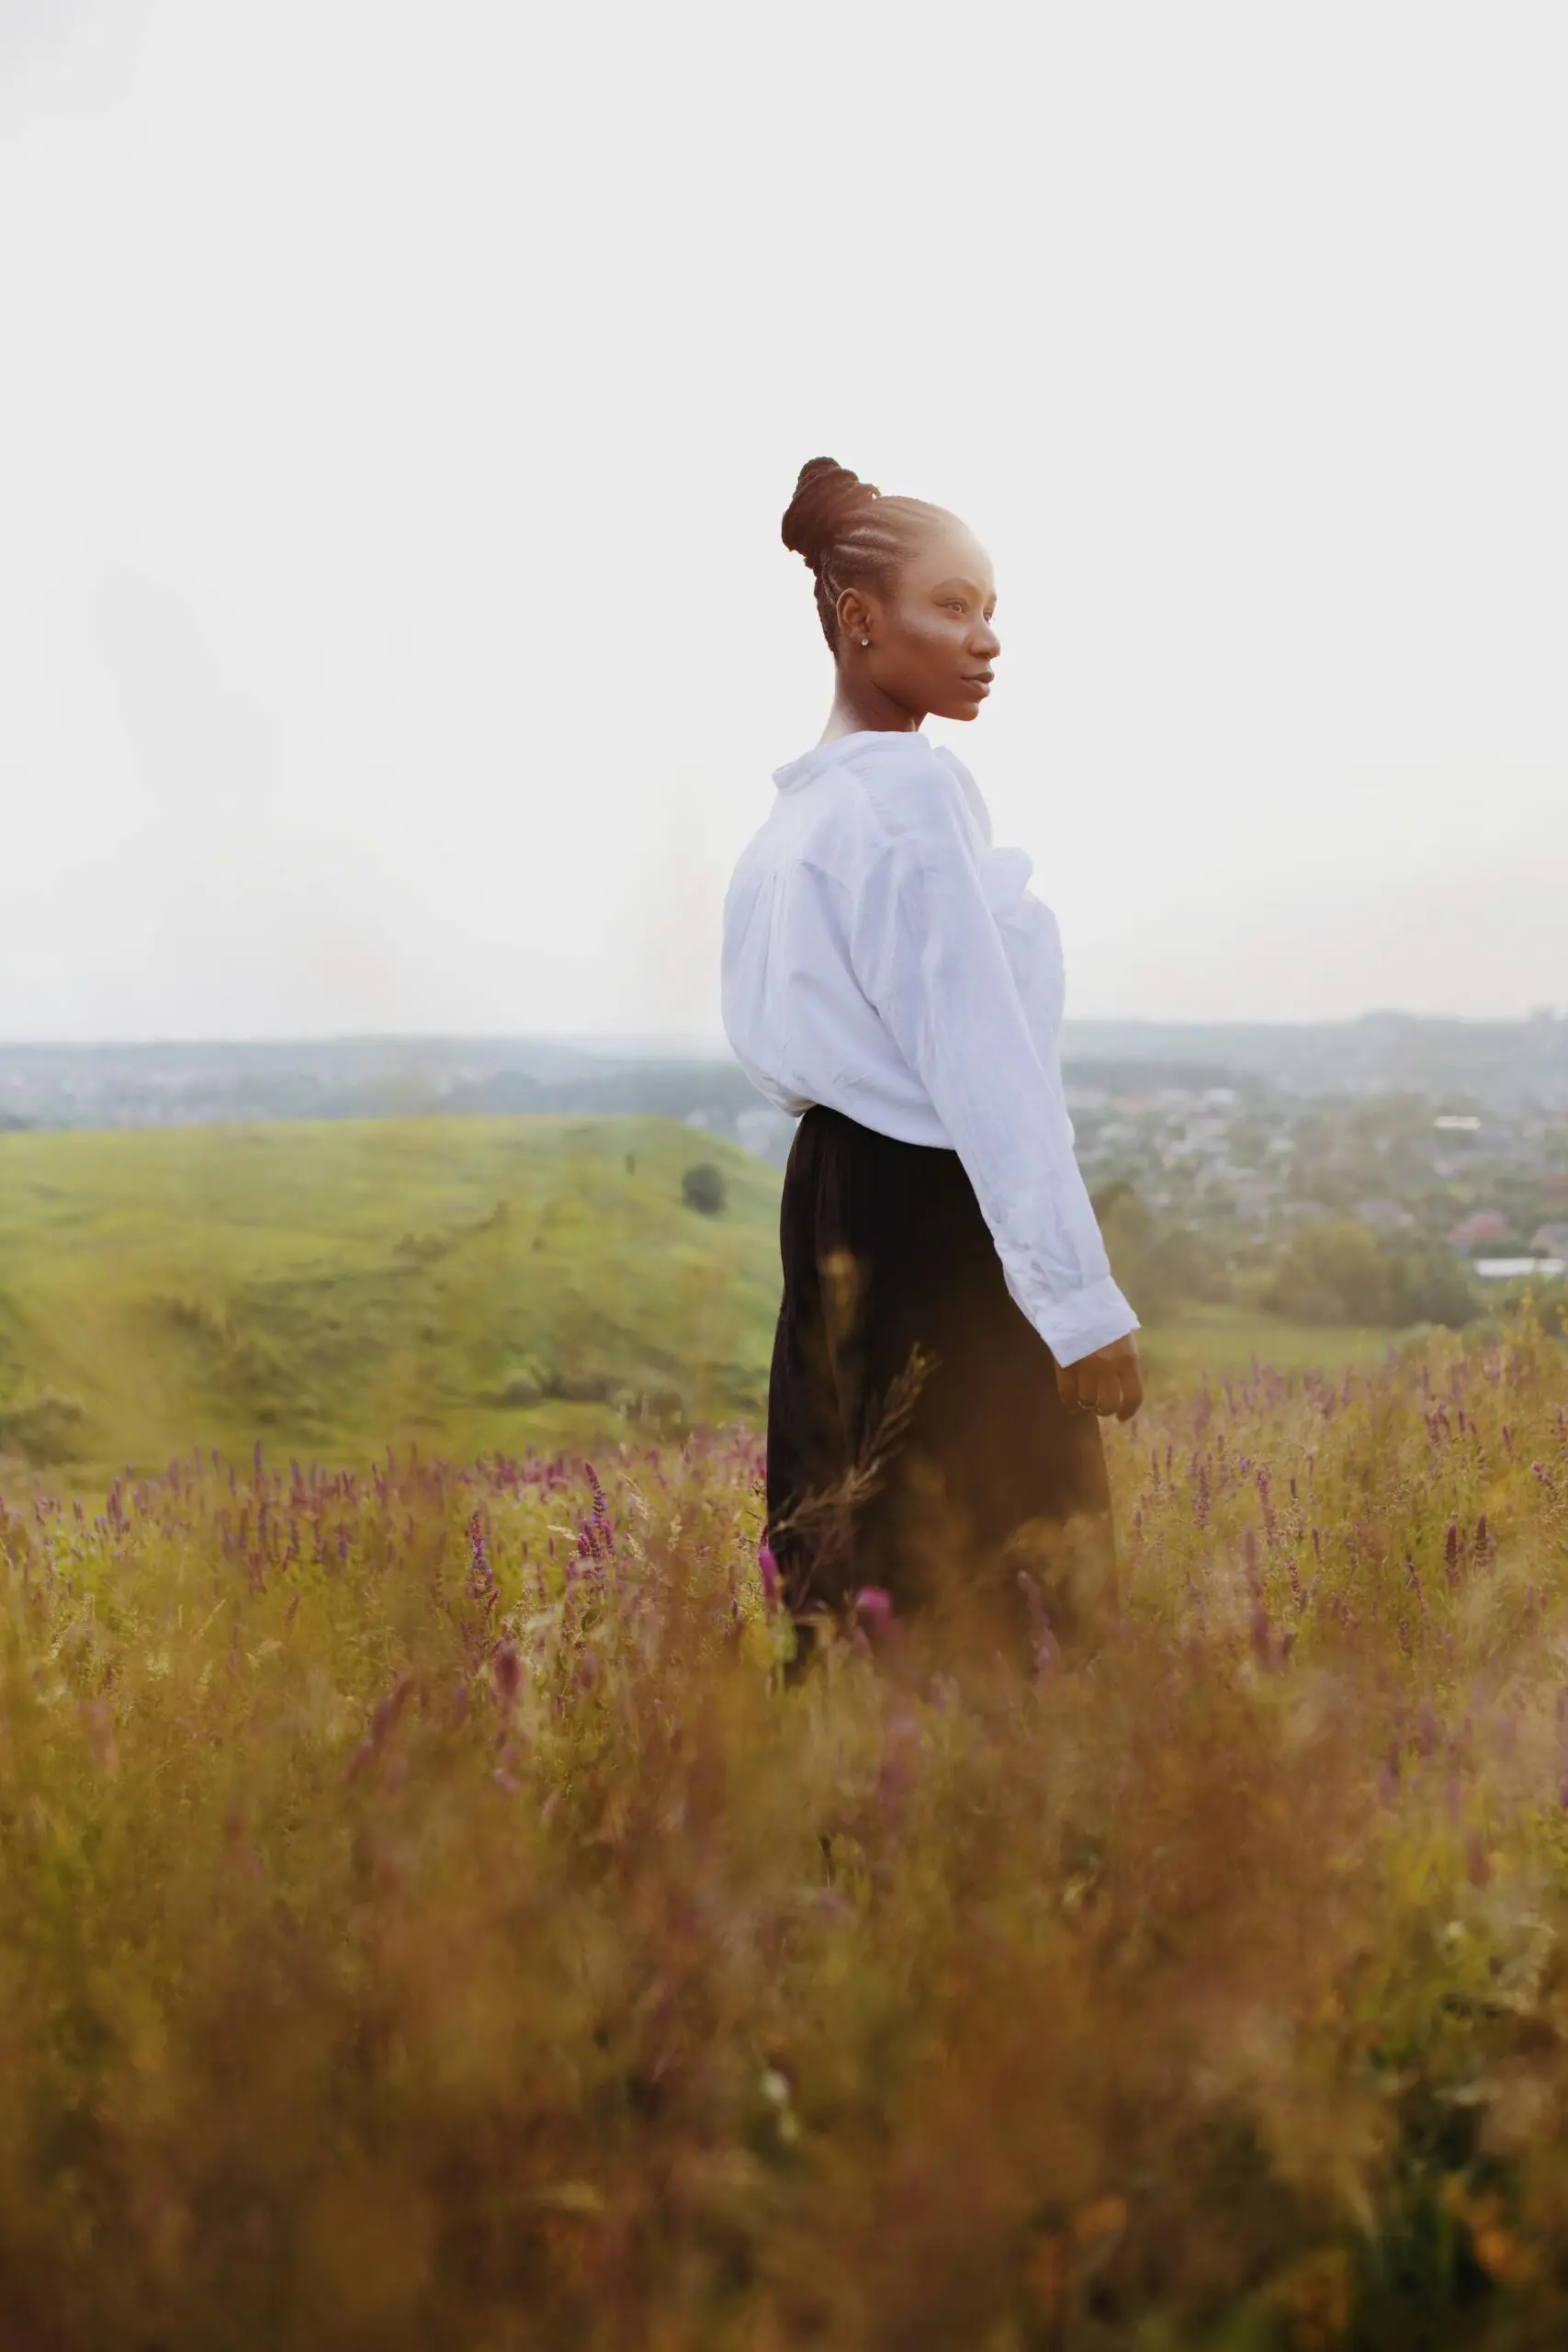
top-left (497, 1362), bottom-right (547, 1408)
top-left (0, 1387), bottom-right (85, 1464)
top-left (681, 1160), bottom-right (727, 1216)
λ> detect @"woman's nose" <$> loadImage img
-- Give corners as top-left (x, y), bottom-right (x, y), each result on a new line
top-left (975, 620), bottom-right (1000, 659)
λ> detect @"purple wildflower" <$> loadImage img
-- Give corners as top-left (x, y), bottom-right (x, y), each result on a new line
top-left (1256, 1470), bottom-right (1275, 1543)
top-left (468, 1512), bottom-right (496, 1600)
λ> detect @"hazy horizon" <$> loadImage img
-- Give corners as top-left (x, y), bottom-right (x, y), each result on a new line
top-left (2, 1009), bottom-right (1563, 1057)
top-left (4, 1), bottom-right (1565, 1044)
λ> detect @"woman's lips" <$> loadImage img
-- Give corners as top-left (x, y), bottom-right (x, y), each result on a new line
top-left (964, 673), bottom-right (993, 695)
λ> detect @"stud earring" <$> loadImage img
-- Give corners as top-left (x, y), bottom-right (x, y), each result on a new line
top-left (860, 637), bottom-right (871, 649)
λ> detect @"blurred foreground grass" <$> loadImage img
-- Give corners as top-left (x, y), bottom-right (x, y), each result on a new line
top-left (2, 1316), bottom-right (1568, 2344)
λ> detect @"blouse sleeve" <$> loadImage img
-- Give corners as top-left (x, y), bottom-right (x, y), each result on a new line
top-left (846, 757), bottom-right (1138, 1368)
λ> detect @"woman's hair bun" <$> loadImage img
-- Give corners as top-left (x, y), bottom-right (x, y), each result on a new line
top-left (781, 457), bottom-right (880, 569)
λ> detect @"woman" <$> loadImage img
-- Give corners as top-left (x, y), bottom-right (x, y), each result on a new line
top-left (722, 458), bottom-right (1143, 1668)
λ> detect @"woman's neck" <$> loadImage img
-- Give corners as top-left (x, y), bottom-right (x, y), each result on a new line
top-left (818, 674), bottom-right (923, 745)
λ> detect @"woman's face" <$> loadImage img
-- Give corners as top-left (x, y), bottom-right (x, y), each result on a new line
top-left (857, 518), bottom-right (1001, 724)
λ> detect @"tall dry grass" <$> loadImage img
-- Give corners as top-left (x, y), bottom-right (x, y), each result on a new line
top-left (0, 1318), bottom-right (1566, 2346)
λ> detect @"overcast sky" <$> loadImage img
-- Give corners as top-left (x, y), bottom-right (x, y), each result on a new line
top-left (3, 0), bottom-right (1564, 1043)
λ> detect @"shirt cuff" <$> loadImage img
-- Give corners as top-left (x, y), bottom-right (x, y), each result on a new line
top-left (1014, 1273), bottom-right (1140, 1367)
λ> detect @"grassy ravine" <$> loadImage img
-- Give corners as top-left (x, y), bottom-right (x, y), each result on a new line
top-left (0, 1117), bottom-right (1385, 1491)
top-left (0, 1117), bottom-right (783, 1483)
top-left (2, 1318), bottom-right (1568, 2346)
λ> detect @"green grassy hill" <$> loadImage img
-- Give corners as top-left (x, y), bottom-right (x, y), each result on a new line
top-left (0, 1117), bottom-right (783, 1483)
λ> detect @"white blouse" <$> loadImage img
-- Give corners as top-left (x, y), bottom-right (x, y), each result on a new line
top-left (720, 729), bottom-right (1137, 1368)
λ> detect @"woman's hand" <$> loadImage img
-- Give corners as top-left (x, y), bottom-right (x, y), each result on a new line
top-left (1055, 1333), bottom-right (1144, 1422)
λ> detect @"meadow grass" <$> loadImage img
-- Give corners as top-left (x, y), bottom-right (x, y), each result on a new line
top-left (1137, 1306), bottom-right (1391, 1385)
top-left (2, 1312), bottom-right (1567, 2345)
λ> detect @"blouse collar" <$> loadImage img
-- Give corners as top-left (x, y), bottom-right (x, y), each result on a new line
top-left (773, 729), bottom-right (942, 795)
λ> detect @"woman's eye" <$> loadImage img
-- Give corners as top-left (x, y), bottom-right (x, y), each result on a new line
top-left (944, 600), bottom-right (966, 614)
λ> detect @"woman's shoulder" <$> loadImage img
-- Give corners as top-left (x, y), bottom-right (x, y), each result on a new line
top-left (860, 741), bottom-right (1047, 922)
top-left (839, 731), bottom-right (976, 850)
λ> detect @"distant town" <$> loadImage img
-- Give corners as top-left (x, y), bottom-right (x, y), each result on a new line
top-left (1066, 1082), bottom-right (1567, 1281)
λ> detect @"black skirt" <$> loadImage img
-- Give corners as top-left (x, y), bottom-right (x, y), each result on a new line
top-left (765, 1104), bottom-right (1117, 1657)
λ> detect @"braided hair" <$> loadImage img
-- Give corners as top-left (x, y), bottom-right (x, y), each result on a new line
top-left (781, 458), bottom-right (951, 650)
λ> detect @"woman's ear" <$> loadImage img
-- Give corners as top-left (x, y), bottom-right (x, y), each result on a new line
top-left (836, 586), bottom-right (874, 650)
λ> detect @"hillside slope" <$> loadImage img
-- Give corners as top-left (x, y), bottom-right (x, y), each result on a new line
top-left (0, 1116), bottom-right (782, 1480)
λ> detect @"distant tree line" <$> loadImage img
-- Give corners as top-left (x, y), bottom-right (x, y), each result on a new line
top-left (1093, 1185), bottom-right (1481, 1332)
top-left (1261, 1220), bottom-right (1475, 1329)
